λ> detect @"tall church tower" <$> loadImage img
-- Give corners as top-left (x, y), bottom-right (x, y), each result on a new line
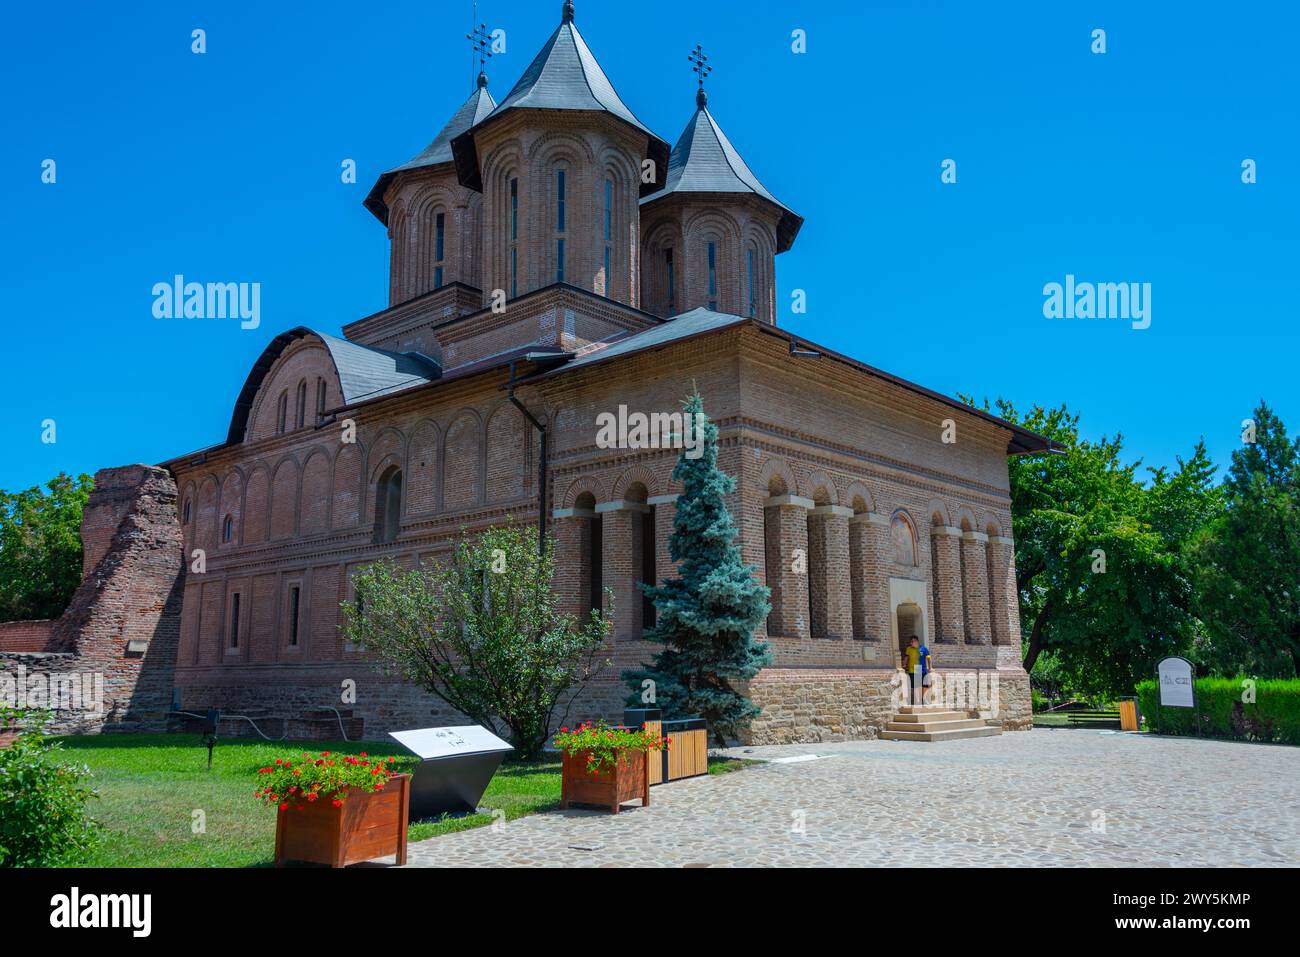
top-left (640, 54), bottom-right (802, 323)
top-left (450, 1), bottom-right (669, 309)
top-left (365, 73), bottom-right (496, 306)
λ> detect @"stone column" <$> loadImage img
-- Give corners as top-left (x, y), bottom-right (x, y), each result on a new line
top-left (930, 525), bottom-right (965, 644)
top-left (849, 511), bottom-right (893, 644)
top-left (960, 530), bottom-right (993, 644)
top-left (596, 499), bottom-right (649, 641)
top-left (763, 494), bottom-right (812, 638)
top-left (551, 505), bottom-right (595, 620)
top-left (648, 494), bottom-right (678, 587)
top-left (808, 505), bottom-right (853, 639)
top-left (986, 534), bottom-right (1019, 646)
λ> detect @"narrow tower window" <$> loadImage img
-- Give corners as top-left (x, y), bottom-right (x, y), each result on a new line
top-left (707, 241), bottom-right (717, 310)
top-left (276, 391), bottom-right (288, 434)
top-left (665, 248), bottom-right (675, 313)
top-left (434, 212), bottom-right (445, 288)
top-left (747, 248), bottom-right (756, 318)
top-left (229, 593), bottom-right (240, 649)
top-left (295, 380), bottom-right (306, 428)
top-left (555, 168), bottom-right (566, 283)
top-left (287, 585), bottom-right (300, 646)
top-left (509, 177), bottom-right (519, 298)
top-left (316, 379), bottom-right (326, 418)
top-left (603, 178), bottom-right (613, 293)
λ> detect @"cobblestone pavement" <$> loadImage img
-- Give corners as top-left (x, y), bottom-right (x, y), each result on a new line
top-left (403, 730), bottom-right (1300, 867)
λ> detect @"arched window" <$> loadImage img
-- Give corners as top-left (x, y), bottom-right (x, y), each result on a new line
top-left (509, 176), bottom-right (519, 298)
top-left (891, 512), bottom-right (917, 566)
top-left (602, 177), bottom-right (613, 295)
top-left (576, 492), bottom-right (601, 621)
top-left (295, 380), bottom-right (307, 429)
top-left (222, 514), bottom-right (234, 544)
top-left (316, 378), bottom-right (326, 419)
top-left (434, 211), bottom-right (446, 288)
top-left (706, 241), bottom-right (718, 310)
top-left (374, 467), bottom-right (403, 543)
top-left (746, 246), bottom-right (757, 318)
top-left (665, 247), bottom-right (675, 313)
top-left (182, 498), bottom-right (192, 525)
top-left (554, 168), bottom-right (567, 284)
top-left (276, 391), bottom-right (288, 434)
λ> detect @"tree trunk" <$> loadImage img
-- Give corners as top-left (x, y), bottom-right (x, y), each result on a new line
top-left (1022, 598), bottom-right (1053, 673)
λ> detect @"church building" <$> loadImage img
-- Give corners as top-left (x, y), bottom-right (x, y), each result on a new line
top-left (157, 2), bottom-right (1049, 742)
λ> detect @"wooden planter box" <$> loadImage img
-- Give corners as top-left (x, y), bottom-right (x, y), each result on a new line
top-left (274, 773), bottom-right (410, 867)
top-left (560, 748), bottom-right (649, 814)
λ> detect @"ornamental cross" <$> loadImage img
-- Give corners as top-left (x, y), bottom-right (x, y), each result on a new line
top-left (467, 21), bottom-right (493, 74)
top-left (688, 44), bottom-right (711, 89)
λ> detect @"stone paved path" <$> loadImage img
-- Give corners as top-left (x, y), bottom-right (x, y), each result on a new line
top-left (403, 729), bottom-right (1300, 867)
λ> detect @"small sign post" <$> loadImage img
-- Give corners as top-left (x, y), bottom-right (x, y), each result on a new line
top-left (1154, 656), bottom-right (1199, 736)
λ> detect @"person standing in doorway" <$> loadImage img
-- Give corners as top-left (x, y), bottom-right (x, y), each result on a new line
top-left (904, 635), bottom-right (931, 705)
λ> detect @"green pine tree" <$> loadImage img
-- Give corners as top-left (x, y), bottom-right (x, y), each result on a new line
top-left (623, 392), bottom-right (772, 746)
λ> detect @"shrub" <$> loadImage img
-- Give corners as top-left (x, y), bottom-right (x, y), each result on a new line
top-left (0, 708), bottom-right (100, 867)
top-left (1135, 677), bottom-right (1300, 745)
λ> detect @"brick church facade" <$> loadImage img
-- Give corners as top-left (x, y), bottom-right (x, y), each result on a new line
top-left (9, 3), bottom-right (1051, 742)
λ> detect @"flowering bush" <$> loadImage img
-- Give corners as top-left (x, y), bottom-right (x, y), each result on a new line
top-left (553, 721), bottom-right (665, 773)
top-left (253, 751), bottom-right (398, 811)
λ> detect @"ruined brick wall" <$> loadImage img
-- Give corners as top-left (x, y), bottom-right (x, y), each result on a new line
top-left (0, 620), bottom-right (55, 653)
top-left (0, 465), bottom-right (185, 734)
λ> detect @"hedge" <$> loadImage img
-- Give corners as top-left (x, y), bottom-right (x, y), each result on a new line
top-left (1135, 677), bottom-right (1300, 746)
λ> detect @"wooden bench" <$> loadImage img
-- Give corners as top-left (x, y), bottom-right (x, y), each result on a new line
top-left (1066, 710), bottom-right (1121, 728)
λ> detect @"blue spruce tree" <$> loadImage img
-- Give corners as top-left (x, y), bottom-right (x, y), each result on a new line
top-left (623, 392), bottom-right (772, 746)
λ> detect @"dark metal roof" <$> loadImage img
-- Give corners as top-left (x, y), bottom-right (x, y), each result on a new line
top-left (642, 97), bottom-right (803, 253)
top-left (557, 306), bottom-right (746, 374)
top-left (364, 81), bottom-right (497, 224)
top-left (451, 7), bottom-right (669, 194)
top-left (225, 328), bottom-right (439, 444)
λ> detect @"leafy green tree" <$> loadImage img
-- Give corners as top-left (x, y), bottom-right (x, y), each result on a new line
top-left (0, 473), bottom-right (92, 622)
top-left (977, 400), bottom-right (1219, 699)
top-left (1193, 401), bottom-right (1300, 677)
top-left (342, 524), bottom-right (610, 759)
top-left (623, 393), bottom-right (772, 746)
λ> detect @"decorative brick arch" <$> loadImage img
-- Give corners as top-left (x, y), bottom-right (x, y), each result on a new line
top-left (442, 408), bottom-right (484, 510)
top-left (980, 512), bottom-right (1004, 538)
top-left (406, 418), bottom-right (441, 514)
top-left (485, 400), bottom-right (530, 503)
top-left (954, 505), bottom-right (979, 533)
top-left (365, 427), bottom-right (408, 484)
top-left (331, 443), bottom-right (364, 530)
top-left (802, 469), bottom-right (838, 505)
top-left (195, 474), bottom-right (220, 550)
top-left (561, 476), bottom-right (607, 509)
top-left (759, 457), bottom-right (797, 497)
top-left (611, 464), bottom-right (660, 502)
top-left (241, 463), bottom-right (271, 544)
top-left (299, 447), bottom-right (333, 535)
top-left (217, 468), bottom-right (244, 548)
top-left (268, 455), bottom-right (300, 541)
top-left (926, 498), bottom-right (953, 528)
top-left (844, 480), bottom-right (875, 514)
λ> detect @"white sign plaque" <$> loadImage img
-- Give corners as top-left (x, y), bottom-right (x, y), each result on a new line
top-left (389, 725), bottom-right (512, 760)
top-left (1157, 657), bottom-right (1195, 708)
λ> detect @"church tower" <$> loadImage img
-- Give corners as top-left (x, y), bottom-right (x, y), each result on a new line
top-left (450, 1), bottom-right (669, 309)
top-left (639, 49), bottom-right (802, 323)
top-left (365, 71), bottom-right (496, 306)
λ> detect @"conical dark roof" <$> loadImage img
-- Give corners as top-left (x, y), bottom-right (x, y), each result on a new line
top-left (452, 3), bottom-right (669, 194)
top-left (364, 78), bottom-right (497, 224)
top-left (642, 93), bottom-right (803, 252)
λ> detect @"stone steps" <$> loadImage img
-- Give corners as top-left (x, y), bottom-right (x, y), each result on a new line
top-left (880, 725), bottom-right (1003, 742)
top-left (884, 717), bottom-right (988, 733)
top-left (881, 703), bottom-right (1004, 742)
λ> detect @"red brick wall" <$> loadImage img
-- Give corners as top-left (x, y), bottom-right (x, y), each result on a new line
top-left (0, 620), bottom-right (55, 653)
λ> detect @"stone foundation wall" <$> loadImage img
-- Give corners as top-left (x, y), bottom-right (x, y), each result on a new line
top-left (743, 665), bottom-right (1033, 744)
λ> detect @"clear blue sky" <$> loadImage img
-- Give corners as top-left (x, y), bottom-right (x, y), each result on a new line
top-left (2, 0), bottom-right (1296, 493)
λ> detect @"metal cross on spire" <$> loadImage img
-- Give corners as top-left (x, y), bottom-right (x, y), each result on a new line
top-left (467, 13), bottom-right (493, 89)
top-left (688, 44), bottom-right (711, 107)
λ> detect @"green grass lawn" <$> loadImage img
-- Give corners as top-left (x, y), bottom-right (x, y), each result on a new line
top-left (56, 734), bottom-right (560, 867)
top-left (54, 734), bottom-right (756, 867)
